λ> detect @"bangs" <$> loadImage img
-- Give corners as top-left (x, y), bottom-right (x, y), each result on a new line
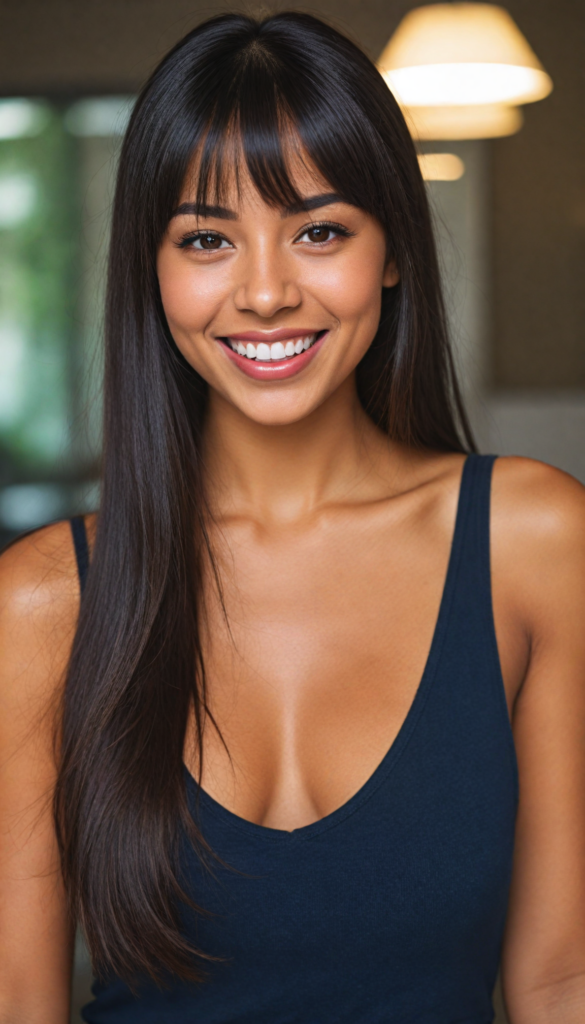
top-left (195, 115), bottom-right (306, 215)
top-left (192, 66), bottom-right (309, 214)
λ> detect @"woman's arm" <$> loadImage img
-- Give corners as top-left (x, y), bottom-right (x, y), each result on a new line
top-left (0, 524), bottom-right (79, 1024)
top-left (493, 459), bottom-right (585, 1023)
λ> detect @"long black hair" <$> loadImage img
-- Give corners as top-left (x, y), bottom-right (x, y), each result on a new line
top-left (55, 11), bottom-right (475, 986)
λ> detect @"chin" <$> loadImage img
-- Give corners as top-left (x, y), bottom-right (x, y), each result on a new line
top-left (232, 391), bottom-right (324, 428)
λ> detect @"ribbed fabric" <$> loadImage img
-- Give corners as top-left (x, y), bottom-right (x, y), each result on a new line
top-left (79, 453), bottom-right (517, 1023)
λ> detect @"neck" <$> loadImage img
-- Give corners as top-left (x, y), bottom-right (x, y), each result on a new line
top-left (203, 376), bottom-right (393, 524)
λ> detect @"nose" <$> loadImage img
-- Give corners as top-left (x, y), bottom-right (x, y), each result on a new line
top-left (233, 245), bottom-right (302, 319)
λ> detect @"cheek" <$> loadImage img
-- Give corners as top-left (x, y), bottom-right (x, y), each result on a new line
top-left (156, 255), bottom-right (223, 379)
top-left (157, 251), bottom-right (222, 341)
top-left (307, 246), bottom-right (385, 340)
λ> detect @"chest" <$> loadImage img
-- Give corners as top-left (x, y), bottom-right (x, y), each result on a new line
top-left (187, 505), bottom-right (455, 829)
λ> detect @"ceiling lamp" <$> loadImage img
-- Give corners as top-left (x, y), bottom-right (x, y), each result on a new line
top-left (405, 102), bottom-right (523, 140)
top-left (378, 3), bottom-right (552, 139)
top-left (417, 152), bottom-right (465, 180)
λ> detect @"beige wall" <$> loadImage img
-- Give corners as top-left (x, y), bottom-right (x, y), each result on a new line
top-left (491, 0), bottom-right (585, 389)
top-left (0, 0), bottom-right (407, 92)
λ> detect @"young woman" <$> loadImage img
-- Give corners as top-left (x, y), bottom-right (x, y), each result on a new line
top-left (1, 12), bottom-right (585, 1024)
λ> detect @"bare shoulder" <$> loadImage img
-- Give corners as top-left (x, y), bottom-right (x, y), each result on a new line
top-left (0, 519), bottom-right (81, 629)
top-left (0, 519), bottom-right (90, 711)
top-left (492, 455), bottom-right (585, 555)
top-left (491, 456), bottom-right (585, 632)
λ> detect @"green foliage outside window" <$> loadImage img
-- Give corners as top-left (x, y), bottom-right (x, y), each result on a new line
top-left (0, 97), bottom-right (130, 545)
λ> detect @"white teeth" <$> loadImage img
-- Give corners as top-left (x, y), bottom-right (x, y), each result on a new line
top-left (271, 342), bottom-right (286, 360)
top-left (228, 333), bottom-right (319, 361)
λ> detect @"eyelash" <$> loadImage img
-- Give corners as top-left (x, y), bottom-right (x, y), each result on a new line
top-left (175, 220), bottom-right (354, 250)
top-left (298, 220), bottom-right (354, 245)
top-left (176, 231), bottom-right (229, 250)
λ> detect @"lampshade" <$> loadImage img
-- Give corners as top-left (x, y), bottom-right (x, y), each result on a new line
top-left (379, 3), bottom-right (553, 108)
top-left (404, 102), bottom-right (523, 140)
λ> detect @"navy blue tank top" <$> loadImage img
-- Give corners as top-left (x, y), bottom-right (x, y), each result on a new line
top-left (76, 454), bottom-right (518, 1023)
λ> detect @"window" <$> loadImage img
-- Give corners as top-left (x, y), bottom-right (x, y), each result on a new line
top-left (0, 96), bottom-right (132, 546)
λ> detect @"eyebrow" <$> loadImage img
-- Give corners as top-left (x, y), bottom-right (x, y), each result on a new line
top-left (282, 192), bottom-right (343, 216)
top-left (170, 193), bottom-right (344, 221)
top-left (171, 202), bottom-right (238, 221)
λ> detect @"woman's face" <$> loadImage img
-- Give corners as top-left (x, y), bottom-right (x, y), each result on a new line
top-left (157, 151), bottom-right (398, 426)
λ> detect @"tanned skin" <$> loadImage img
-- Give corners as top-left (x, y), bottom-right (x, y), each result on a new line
top-left (1, 152), bottom-right (585, 1023)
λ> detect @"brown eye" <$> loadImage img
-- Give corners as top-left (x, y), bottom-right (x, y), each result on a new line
top-left (198, 233), bottom-right (223, 249)
top-left (178, 231), bottom-right (229, 252)
top-left (306, 226), bottom-right (332, 243)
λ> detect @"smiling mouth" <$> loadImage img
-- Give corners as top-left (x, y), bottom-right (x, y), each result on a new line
top-left (222, 332), bottom-right (323, 362)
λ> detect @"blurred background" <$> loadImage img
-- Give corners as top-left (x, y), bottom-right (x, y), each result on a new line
top-left (0, 0), bottom-right (582, 1019)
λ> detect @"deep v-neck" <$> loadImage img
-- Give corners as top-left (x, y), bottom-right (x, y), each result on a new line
top-left (183, 455), bottom-right (471, 841)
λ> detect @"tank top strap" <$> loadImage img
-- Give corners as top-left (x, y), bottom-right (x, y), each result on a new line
top-left (454, 453), bottom-right (496, 555)
top-left (447, 453), bottom-right (497, 622)
top-left (70, 515), bottom-right (90, 594)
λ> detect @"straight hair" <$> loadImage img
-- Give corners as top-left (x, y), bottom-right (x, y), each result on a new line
top-left (54, 10), bottom-right (475, 986)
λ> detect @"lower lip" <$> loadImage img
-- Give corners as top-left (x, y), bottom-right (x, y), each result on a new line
top-left (218, 332), bottom-right (328, 381)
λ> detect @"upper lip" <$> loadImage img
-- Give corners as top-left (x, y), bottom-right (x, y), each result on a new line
top-left (219, 328), bottom-right (324, 343)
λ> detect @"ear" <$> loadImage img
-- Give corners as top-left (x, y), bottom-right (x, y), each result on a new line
top-left (383, 259), bottom-right (400, 288)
